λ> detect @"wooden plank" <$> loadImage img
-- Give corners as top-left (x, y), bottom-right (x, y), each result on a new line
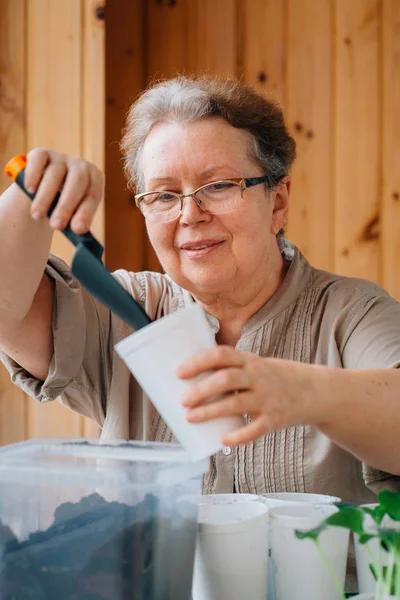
top-left (187, 0), bottom-right (237, 76)
top-left (81, 0), bottom-right (105, 438)
top-left (27, 401), bottom-right (82, 439)
top-left (0, 0), bottom-right (28, 444)
top-left (334, 0), bottom-right (381, 281)
top-left (82, 0), bottom-right (105, 243)
top-left (27, 0), bottom-right (83, 266)
top-left (0, 0), bottom-right (26, 192)
top-left (144, 0), bottom-right (191, 273)
top-left (146, 0), bottom-right (190, 79)
top-left (285, 0), bottom-right (333, 271)
top-left (26, 0), bottom-right (83, 439)
top-left (0, 369), bottom-right (27, 445)
top-left (381, 0), bottom-right (400, 300)
top-left (241, 0), bottom-right (286, 106)
top-left (105, 0), bottom-right (147, 273)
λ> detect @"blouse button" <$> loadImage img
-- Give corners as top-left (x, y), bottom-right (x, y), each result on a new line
top-left (222, 446), bottom-right (232, 456)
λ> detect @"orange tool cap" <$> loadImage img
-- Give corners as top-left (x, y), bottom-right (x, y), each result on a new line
top-left (4, 154), bottom-right (27, 181)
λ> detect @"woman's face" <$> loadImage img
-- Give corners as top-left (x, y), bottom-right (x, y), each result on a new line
top-left (141, 117), bottom-right (289, 299)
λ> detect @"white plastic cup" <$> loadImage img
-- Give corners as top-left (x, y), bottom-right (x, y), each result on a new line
top-left (198, 493), bottom-right (265, 505)
top-left (261, 491), bottom-right (341, 506)
top-left (269, 504), bottom-right (349, 600)
top-left (115, 303), bottom-right (243, 460)
top-left (260, 492), bottom-right (341, 600)
top-left (192, 499), bottom-right (269, 600)
top-left (354, 503), bottom-right (400, 594)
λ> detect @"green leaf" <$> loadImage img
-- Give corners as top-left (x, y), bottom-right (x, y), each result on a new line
top-left (369, 563), bottom-right (378, 582)
top-left (375, 564), bottom-right (398, 594)
top-left (378, 527), bottom-right (400, 550)
top-left (362, 505), bottom-right (386, 525)
top-left (369, 562), bottom-right (398, 594)
top-left (378, 490), bottom-right (400, 521)
top-left (295, 522), bottom-right (327, 542)
top-left (325, 507), bottom-right (365, 535)
top-left (334, 501), bottom-right (359, 510)
top-left (358, 533), bottom-right (376, 545)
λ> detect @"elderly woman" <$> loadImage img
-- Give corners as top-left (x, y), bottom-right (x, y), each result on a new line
top-left (0, 76), bottom-right (399, 503)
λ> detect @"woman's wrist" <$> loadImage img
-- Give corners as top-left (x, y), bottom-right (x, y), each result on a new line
top-left (297, 362), bottom-right (348, 429)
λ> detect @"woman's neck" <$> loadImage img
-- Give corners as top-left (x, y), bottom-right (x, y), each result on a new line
top-left (195, 251), bottom-right (289, 347)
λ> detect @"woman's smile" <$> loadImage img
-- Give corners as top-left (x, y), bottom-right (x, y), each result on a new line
top-left (179, 239), bottom-right (226, 259)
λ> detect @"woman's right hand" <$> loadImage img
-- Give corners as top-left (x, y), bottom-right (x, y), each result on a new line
top-left (23, 147), bottom-right (104, 234)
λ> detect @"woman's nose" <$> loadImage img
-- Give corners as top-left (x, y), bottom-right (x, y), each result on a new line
top-left (179, 195), bottom-right (212, 225)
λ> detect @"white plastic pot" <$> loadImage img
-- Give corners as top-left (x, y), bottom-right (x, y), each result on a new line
top-left (268, 504), bottom-right (349, 600)
top-left (354, 503), bottom-right (400, 595)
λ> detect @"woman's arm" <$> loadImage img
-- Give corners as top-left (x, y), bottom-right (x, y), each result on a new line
top-left (177, 347), bottom-right (400, 475)
top-left (0, 148), bottom-right (104, 380)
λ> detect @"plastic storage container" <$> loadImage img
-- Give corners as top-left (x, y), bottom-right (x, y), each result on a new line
top-left (0, 438), bottom-right (208, 600)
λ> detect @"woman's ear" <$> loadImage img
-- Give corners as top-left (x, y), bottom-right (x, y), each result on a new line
top-left (270, 177), bottom-right (290, 235)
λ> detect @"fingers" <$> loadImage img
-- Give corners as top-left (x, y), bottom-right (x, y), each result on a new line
top-left (70, 195), bottom-right (100, 234)
top-left (177, 345), bottom-right (245, 379)
top-left (185, 391), bottom-right (257, 422)
top-left (221, 416), bottom-right (270, 446)
top-left (48, 163), bottom-right (90, 230)
top-left (30, 162), bottom-right (68, 221)
top-left (182, 367), bottom-right (249, 407)
top-left (70, 167), bottom-right (104, 233)
top-left (24, 148), bottom-right (52, 194)
top-left (23, 148), bottom-right (104, 234)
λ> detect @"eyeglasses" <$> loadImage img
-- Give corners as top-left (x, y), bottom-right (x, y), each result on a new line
top-left (134, 176), bottom-right (281, 223)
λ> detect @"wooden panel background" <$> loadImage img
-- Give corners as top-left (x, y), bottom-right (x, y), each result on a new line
top-left (0, 0), bottom-right (104, 443)
top-left (0, 0), bottom-right (399, 445)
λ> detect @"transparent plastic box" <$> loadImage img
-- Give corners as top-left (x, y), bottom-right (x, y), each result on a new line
top-left (0, 438), bottom-right (208, 600)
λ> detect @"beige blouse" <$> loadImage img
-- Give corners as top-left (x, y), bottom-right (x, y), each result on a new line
top-left (2, 241), bottom-right (400, 503)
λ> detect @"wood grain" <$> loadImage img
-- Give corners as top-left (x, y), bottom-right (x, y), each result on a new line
top-left (26, 0), bottom-right (84, 439)
top-left (285, 0), bottom-right (333, 271)
top-left (381, 0), bottom-right (400, 300)
top-left (82, 0), bottom-right (105, 438)
top-left (334, 0), bottom-right (381, 281)
top-left (146, 0), bottom-right (190, 80)
top-left (241, 0), bottom-right (286, 106)
top-left (105, 0), bottom-right (147, 273)
top-left (187, 0), bottom-right (237, 76)
top-left (0, 0), bottom-right (28, 444)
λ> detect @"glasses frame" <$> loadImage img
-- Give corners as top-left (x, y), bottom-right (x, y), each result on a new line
top-left (134, 175), bottom-right (281, 222)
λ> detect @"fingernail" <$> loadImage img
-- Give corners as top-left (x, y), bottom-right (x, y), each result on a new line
top-left (27, 186), bottom-right (36, 194)
top-left (31, 210), bottom-right (43, 220)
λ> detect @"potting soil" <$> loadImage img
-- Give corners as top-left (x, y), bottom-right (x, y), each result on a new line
top-left (0, 492), bottom-right (195, 600)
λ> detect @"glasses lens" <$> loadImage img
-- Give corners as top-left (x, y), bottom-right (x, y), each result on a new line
top-left (195, 181), bottom-right (241, 214)
top-left (139, 192), bottom-right (180, 222)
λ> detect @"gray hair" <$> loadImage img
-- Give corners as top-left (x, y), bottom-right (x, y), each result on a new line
top-left (121, 75), bottom-right (296, 200)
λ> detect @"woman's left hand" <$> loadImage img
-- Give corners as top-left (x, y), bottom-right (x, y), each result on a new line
top-left (177, 345), bottom-right (327, 446)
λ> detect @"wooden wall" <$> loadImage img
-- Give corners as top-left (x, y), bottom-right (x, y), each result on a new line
top-left (0, 0), bottom-right (104, 442)
top-left (0, 0), bottom-right (399, 445)
top-left (106, 0), bottom-right (400, 301)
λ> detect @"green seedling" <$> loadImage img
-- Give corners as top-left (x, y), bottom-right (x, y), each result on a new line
top-left (295, 491), bottom-right (400, 600)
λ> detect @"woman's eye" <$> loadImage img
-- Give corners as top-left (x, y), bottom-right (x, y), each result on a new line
top-left (158, 192), bottom-right (177, 202)
top-left (210, 182), bottom-right (233, 191)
